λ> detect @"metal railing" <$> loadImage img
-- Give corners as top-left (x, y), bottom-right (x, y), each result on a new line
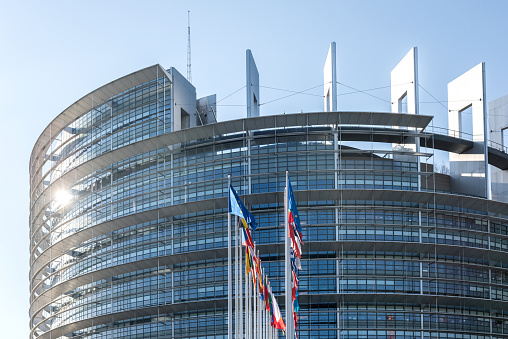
top-left (423, 126), bottom-right (474, 141)
top-left (423, 126), bottom-right (508, 154)
top-left (489, 139), bottom-right (508, 154)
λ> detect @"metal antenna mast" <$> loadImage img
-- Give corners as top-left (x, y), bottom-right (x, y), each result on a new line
top-left (187, 10), bottom-right (192, 83)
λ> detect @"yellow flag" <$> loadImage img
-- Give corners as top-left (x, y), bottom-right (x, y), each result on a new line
top-left (245, 247), bottom-right (251, 275)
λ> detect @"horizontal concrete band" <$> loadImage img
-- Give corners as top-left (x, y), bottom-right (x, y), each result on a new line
top-left (30, 111), bottom-right (433, 202)
top-left (33, 273), bottom-right (508, 326)
top-left (29, 142), bottom-right (431, 240)
top-left (30, 188), bottom-right (508, 278)
top-left (31, 125), bottom-right (425, 201)
top-left (33, 291), bottom-right (508, 339)
top-left (30, 189), bottom-right (508, 302)
top-left (30, 117), bottom-right (508, 225)
top-left (30, 161), bottom-right (439, 258)
top-left (33, 293), bottom-right (227, 339)
top-left (30, 247), bottom-right (226, 321)
top-left (30, 236), bottom-right (508, 322)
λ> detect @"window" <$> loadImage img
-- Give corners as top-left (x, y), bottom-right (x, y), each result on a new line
top-left (502, 127), bottom-right (508, 151)
top-left (398, 92), bottom-right (407, 113)
top-left (459, 105), bottom-right (473, 139)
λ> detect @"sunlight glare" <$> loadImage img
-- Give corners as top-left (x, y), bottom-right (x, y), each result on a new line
top-left (55, 190), bottom-right (73, 206)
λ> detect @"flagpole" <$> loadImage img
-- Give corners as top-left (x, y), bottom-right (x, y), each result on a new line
top-left (259, 279), bottom-right (262, 339)
top-left (268, 308), bottom-right (271, 339)
top-left (265, 301), bottom-right (269, 339)
top-left (228, 175), bottom-right (232, 339)
top-left (249, 256), bottom-right (252, 339)
top-left (250, 268), bottom-right (252, 339)
top-left (266, 297), bottom-right (269, 339)
top-left (254, 243), bottom-right (258, 339)
top-left (285, 170), bottom-right (293, 339)
top-left (246, 262), bottom-right (251, 339)
top-left (245, 250), bottom-right (248, 339)
top-left (252, 271), bottom-right (254, 339)
top-left (258, 249), bottom-right (262, 339)
top-left (235, 216), bottom-right (239, 339)
top-left (240, 238), bottom-right (243, 339)
top-left (261, 269), bottom-right (264, 339)
top-left (263, 268), bottom-right (267, 339)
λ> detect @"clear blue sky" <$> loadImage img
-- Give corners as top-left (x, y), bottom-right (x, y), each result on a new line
top-left (1, 1), bottom-right (507, 337)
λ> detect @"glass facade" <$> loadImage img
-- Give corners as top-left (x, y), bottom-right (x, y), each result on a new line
top-left (30, 67), bottom-right (508, 339)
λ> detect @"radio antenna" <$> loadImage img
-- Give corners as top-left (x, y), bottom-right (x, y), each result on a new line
top-left (187, 10), bottom-right (192, 83)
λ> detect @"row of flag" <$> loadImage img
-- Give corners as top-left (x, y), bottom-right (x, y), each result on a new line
top-left (229, 184), bottom-right (286, 332)
top-left (228, 175), bottom-right (303, 339)
top-left (287, 179), bottom-right (302, 338)
top-left (246, 237), bottom-right (286, 331)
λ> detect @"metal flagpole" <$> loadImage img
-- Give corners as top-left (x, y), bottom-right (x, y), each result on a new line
top-left (263, 302), bottom-right (270, 339)
top-left (285, 171), bottom-right (293, 339)
top-left (246, 264), bottom-right (250, 339)
top-left (257, 249), bottom-right (262, 339)
top-left (258, 255), bottom-right (263, 339)
top-left (258, 268), bottom-right (262, 339)
top-left (240, 239), bottom-right (243, 339)
top-left (228, 175), bottom-right (232, 339)
top-left (266, 298), bottom-right (269, 339)
top-left (249, 256), bottom-right (252, 339)
top-left (253, 244), bottom-right (257, 339)
top-left (245, 269), bottom-right (248, 339)
top-left (262, 268), bottom-right (266, 339)
top-left (250, 269), bottom-right (253, 339)
top-left (267, 305), bottom-right (269, 339)
top-left (235, 216), bottom-right (239, 339)
top-left (245, 250), bottom-right (248, 339)
top-left (250, 270), bottom-right (253, 339)
top-left (268, 306), bottom-right (271, 339)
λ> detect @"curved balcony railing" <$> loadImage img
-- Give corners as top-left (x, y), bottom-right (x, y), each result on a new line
top-left (424, 126), bottom-right (508, 153)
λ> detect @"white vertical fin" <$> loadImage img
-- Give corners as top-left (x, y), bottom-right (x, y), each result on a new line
top-left (390, 47), bottom-right (421, 190)
top-left (391, 47), bottom-right (418, 115)
top-left (448, 63), bottom-right (489, 198)
top-left (246, 50), bottom-right (260, 118)
top-left (324, 42), bottom-right (337, 112)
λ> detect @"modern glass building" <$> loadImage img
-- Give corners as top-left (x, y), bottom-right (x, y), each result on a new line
top-left (30, 51), bottom-right (508, 339)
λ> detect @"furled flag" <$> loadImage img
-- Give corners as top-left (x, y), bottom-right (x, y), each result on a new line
top-left (293, 310), bottom-right (299, 339)
top-left (295, 256), bottom-right (302, 270)
top-left (287, 180), bottom-right (303, 337)
top-left (251, 250), bottom-right (258, 288)
top-left (241, 226), bottom-right (254, 249)
top-left (256, 255), bottom-right (264, 298)
top-left (271, 291), bottom-right (286, 331)
top-left (246, 246), bottom-right (252, 275)
top-left (287, 178), bottom-right (302, 238)
top-left (293, 290), bottom-right (300, 313)
top-left (290, 248), bottom-right (300, 313)
top-left (287, 179), bottom-right (303, 258)
top-left (267, 280), bottom-right (274, 318)
top-left (264, 275), bottom-right (270, 311)
top-left (292, 270), bottom-right (298, 301)
top-left (229, 184), bottom-right (258, 230)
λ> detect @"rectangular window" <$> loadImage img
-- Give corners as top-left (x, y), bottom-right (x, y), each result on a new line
top-left (502, 127), bottom-right (508, 151)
